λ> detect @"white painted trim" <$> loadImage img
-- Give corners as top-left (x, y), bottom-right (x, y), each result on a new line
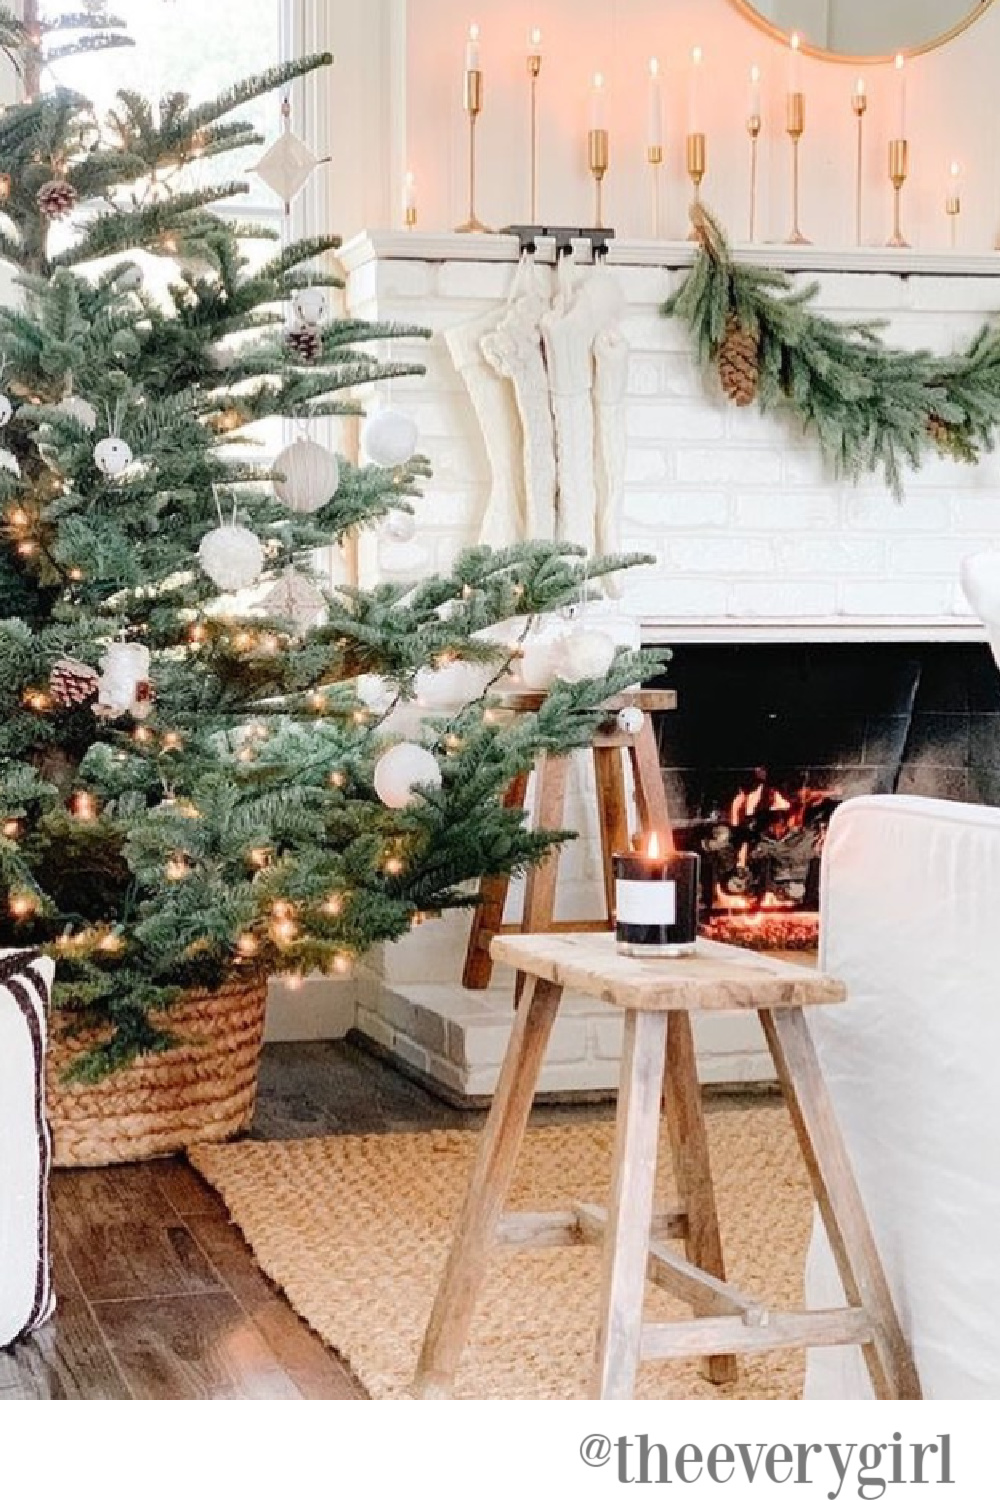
top-left (338, 228), bottom-right (1000, 278)
top-left (639, 620), bottom-right (988, 645)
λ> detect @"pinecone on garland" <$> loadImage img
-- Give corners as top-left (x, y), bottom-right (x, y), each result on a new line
top-left (718, 313), bottom-right (760, 408)
top-left (50, 657), bottom-right (100, 709)
top-left (283, 322), bottom-right (322, 364)
top-left (36, 179), bottom-right (79, 221)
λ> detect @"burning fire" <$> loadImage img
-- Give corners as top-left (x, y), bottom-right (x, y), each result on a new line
top-left (647, 830), bottom-right (661, 858)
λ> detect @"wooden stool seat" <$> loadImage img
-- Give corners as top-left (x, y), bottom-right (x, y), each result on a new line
top-left (413, 933), bottom-right (921, 1402)
top-left (462, 688), bottom-right (678, 994)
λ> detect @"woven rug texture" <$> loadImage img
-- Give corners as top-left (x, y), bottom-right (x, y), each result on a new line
top-left (189, 1096), bottom-right (815, 1400)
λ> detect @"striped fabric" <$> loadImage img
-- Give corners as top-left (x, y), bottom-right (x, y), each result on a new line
top-left (0, 948), bottom-right (56, 1350)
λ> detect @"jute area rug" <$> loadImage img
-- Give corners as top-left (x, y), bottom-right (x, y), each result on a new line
top-left (189, 1096), bottom-right (814, 1401)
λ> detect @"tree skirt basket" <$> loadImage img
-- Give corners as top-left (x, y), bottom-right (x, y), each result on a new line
top-left (46, 976), bottom-right (268, 1168)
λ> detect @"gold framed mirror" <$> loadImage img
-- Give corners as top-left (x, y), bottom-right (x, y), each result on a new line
top-left (727, 1), bottom-right (996, 63)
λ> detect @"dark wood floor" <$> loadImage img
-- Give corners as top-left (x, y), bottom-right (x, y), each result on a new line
top-left (1, 1037), bottom-right (616, 1401)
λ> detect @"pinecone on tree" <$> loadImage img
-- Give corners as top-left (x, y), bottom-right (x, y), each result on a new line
top-left (283, 322), bottom-right (322, 364)
top-left (718, 313), bottom-right (760, 408)
top-left (927, 414), bottom-right (952, 448)
top-left (36, 179), bottom-right (79, 220)
top-left (50, 657), bottom-right (99, 708)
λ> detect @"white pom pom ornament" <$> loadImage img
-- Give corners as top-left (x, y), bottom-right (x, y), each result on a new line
top-left (373, 742), bottom-right (442, 809)
top-left (198, 523), bottom-right (265, 591)
top-left (273, 438), bottom-right (339, 514)
top-left (414, 660), bottom-right (492, 710)
top-left (363, 408), bottom-right (418, 468)
top-left (94, 436), bottom-right (133, 477)
top-left (552, 629), bottom-right (617, 684)
top-left (292, 286), bottom-right (326, 327)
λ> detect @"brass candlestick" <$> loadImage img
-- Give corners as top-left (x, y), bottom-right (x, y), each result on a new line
top-left (589, 127), bottom-right (609, 228)
top-left (647, 144), bottom-right (663, 238)
top-left (887, 138), bottom-right (909, 248)
top-left (686, 132), bottom-right (706, 237)
top-left (528, 51), bottom-right (542, 223)
top-left (785, 92), bottom-right (809, 244)
top-left (405, 205), bottom-right (417, 230)
top-left (946, 184), bottom-right (961, 250)
top-left (746, 114), bottom-right (761, 242)
top-left (456, 69), bottom-right (490, 233)
top-left (852, 90), bottom-right (867, 247)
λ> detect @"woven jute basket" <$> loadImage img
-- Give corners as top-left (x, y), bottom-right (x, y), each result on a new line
top-left (46, 975), bottom-right (268, 1168)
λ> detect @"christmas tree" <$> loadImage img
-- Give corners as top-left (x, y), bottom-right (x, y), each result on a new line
top-left (0, 10), bottom-right (654, 1078)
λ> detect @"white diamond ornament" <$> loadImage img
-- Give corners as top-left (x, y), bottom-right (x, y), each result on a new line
top-left (363, 408), bottom-right (419, 468)
top-left (552, 629), bottom-right (617, 684)
top-left (373, 742), bottom-right (442, 809)
top-left (57, 395), bottom-right (98, 431)
top-left (254, 129), bottom-right (318, 208)
top-left (198, 523), bottom-right (265, 591)
top-left (94, 436), bottom-right (133, 476)
top-left (292, 286), bottom-right (326, 326)
top-left (272, 438), bottom-right (339, 514)
top-left (260, 570), bottom-right (327, 632)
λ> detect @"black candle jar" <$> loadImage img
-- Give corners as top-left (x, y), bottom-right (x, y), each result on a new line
top-left (613, 844), bottom-right (700, 958)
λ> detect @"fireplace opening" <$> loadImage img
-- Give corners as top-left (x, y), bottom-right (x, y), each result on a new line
top-left (650, 642), bottom-right (1000, 951)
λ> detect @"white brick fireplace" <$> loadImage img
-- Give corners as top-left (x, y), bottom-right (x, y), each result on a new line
top-left (335, 232), bottom-right (1000, 1100)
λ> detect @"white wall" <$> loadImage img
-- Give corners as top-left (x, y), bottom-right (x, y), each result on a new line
top-left (320, 0), bottom-right (1000, 253)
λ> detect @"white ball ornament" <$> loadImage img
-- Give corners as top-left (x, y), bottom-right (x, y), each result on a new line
top-left (57, 395), bottom-right (98, 431)
top-left (0, 448), bottom-right (20, 478)
top-left (616, 706), bottom-right (645, 736)
top-left (273, 438), bottom-right (339, 514)
top-left (93, 436), bottom-right (133, 477)
top-left (518, 635), bottom-right (562, 691)
top-left (382, 509), bottom-right (416, 543)
top-left (0, 393), bottom-right (11, 428)
top-left (363, 408), bottom-right (419, 468)
top-left (198, 523), bottom-right (265, 591)
top-left (291, 286), bottom-right (326, 327)
top-left (414, 660), bottom-right (492, 710)
top-left (552, 629), bottom-right (617, 684)
top-left (373, 742), bottom-right (443, 809)
top-left (356, 674), bottom-right (394, 713)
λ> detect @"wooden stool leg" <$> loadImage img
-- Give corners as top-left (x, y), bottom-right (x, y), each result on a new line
top-left (663, 1011), bottom-right (738, 1386)
top-left (629, 713), bottom-right (672, 837)
top-left (592, 1009), bottom-right (668, 1400)
top-left (413, 977), bottom-right (563, 1398)
top-left (594, 745), bottom-right (631, 926)
top-left (513, 753), bottom-right (569, 1006)
top-left (462, 770), bottom-right (530, 989)
top-left (760, 1008), bottom-right (922, 1401)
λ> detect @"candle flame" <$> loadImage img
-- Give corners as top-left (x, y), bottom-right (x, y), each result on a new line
top-left (790, 31), bottom-right (801, 52)
top-left (649, 56), bottom-right (660, 77)
top-left (647, 831), bottom-right (661, 858)
top-left (750, 64), bottom-right (760, 83)
top-left (950, 160), bottom-right (962, 179)
top-left (855, 75), bottom-right (865, 95)
top-left (469, 22), bottom-right (480, 41)
top-left (405, 169), bottom-right (415, 187)
top-left (894, 52), bottom-right (905, 71)
top-left (691, 45), bottom-right (703, 65)
top-left (529, 26), bottom-right (542, 48)
top-left (593, 71), bottom-right (605, 89)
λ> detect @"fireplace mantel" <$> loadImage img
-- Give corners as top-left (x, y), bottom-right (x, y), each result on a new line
top-left (340, 230), bottom-right (1000, 280)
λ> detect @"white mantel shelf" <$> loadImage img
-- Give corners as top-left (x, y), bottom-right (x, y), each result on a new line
top-left (339, 230), bottom-right (1000, 279)
top-left (640, 620), bottom-right (990, 646)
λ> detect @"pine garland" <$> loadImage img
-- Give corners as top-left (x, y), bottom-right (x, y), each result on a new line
top-left (663, 204), bottom-right (1000, 498)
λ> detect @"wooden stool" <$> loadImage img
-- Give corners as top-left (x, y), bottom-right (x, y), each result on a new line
top-left (414, 933), bottom-right (921, 1402)
top-left (462, 689), bottom-right (678, 996)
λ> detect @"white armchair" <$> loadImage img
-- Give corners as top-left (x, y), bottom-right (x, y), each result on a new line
top-left (804, 796), bottom-right (1000, 1399)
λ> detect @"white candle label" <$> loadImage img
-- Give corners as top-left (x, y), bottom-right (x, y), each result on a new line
top-left (616, 878), bottom-right (676, 927)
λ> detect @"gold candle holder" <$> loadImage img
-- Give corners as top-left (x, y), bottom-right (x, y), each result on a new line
top-left (528, 50), bottom-right (542, 223)
top-left (746, 114), bottom-right (761, 243)
top-left (456, 68), bottom-right (490, 234)
top-left (647, 144), bottom-right (663, 239)
top-left (887, 138), bottom-right (909, 248)
top-left (852, 88), bottom-right (867, 247)
top-left (589, 127), bottom-right (609, 229)
top-left (405, 205), bottom-right (417, 230)
top-left (785, 91), bottom-right (809, 244)
top-left (946, 190), bottom-right (961, 249)
top-left (686, 132), bottom-right (706, 237)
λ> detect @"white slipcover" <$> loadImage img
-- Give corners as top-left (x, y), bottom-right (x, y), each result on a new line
top-left (805, 796), bottom-right (1000, 1399)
